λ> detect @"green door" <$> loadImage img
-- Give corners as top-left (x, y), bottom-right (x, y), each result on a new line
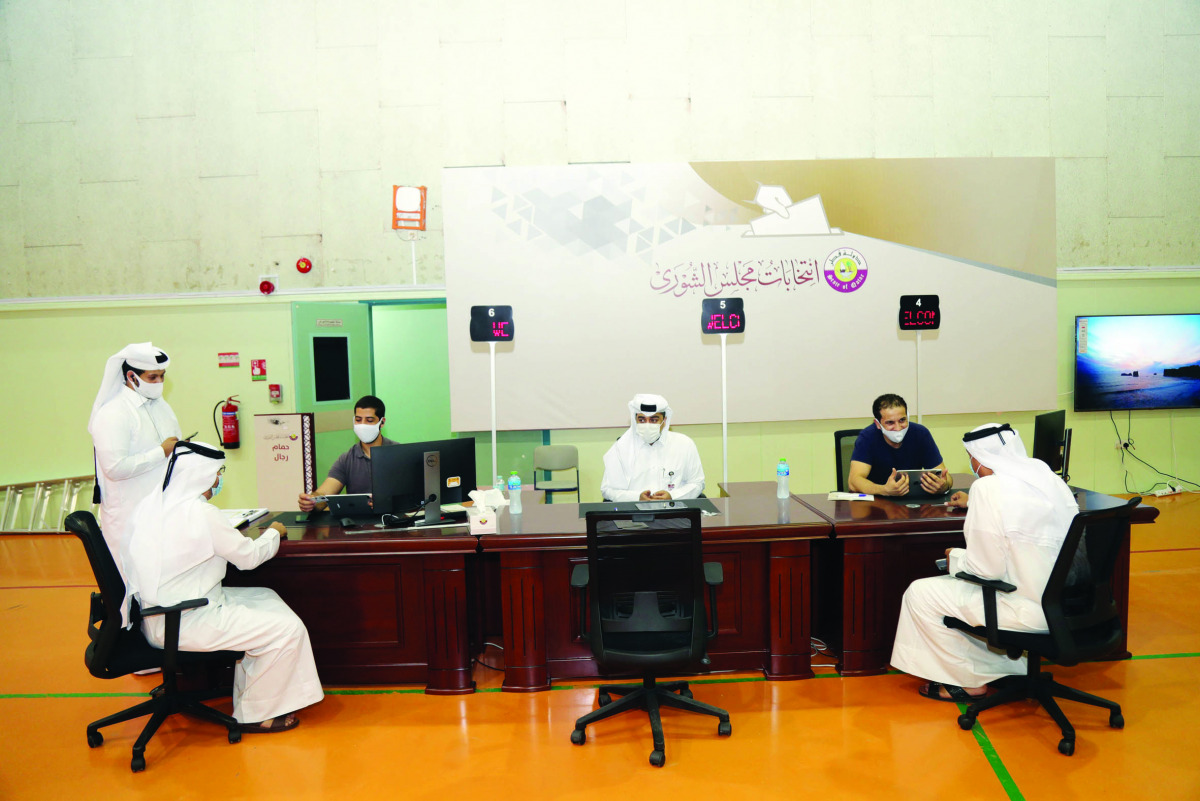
top-left (291, 302), bottom-right (374, 485)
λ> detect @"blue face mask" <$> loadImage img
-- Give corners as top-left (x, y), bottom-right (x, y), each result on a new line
top-left (209, 473), bottom-right (224, 499)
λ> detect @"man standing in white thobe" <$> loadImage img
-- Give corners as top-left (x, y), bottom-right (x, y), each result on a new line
top-left (89, 342), bottom-right (183, 576)
top-left (890, 423), bottom-right (1079, 702)
top-left (601, 393), bottom-right (705, 502)
top-left (122, 441), bottom-right (324, 732)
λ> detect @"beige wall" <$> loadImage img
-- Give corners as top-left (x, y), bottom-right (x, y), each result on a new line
top-left (2, 1), bottom-right (1199, 300)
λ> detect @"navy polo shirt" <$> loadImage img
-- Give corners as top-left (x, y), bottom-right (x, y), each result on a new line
top-left (850, 423), bottom-right (943, 487)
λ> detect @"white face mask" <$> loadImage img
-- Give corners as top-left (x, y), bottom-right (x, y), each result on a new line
top-left (636, 423), bottom-right (662, 445)
top-left (131, 375), bottom-right (164, 400)
top-left (880, 424), bottom-right (907, 444)
top-left (971, 459), bottom-right (983, 478)
top-left (354, 422), bottom-right (381, 444)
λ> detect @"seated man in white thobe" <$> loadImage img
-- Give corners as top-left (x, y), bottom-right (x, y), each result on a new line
top-left (601, 393), bottom-right (705, 502)
top-left (89, 342), bottom-right (183, 577)
top-left (890, 423), bottom-right (1079, 702)
top-left (122, 441), bottom-right (324, 732)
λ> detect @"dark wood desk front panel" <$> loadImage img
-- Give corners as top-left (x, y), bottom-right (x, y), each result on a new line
top-left (479, 495), bottom-right (830, 691)
top-left (796, 481), bottom-right (1148, 676)
top-left (225, 517), bottom-right (478, 694)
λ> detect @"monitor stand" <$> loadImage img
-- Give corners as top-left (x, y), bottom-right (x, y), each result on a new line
top-left (419, 449), bottom-right (442, 526)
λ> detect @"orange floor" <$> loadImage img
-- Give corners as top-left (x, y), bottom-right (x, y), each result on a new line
top-left (2, 492), bottom-right (1198, 800)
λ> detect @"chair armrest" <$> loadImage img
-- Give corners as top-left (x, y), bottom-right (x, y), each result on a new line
top-left (952, 572), bottom-right (1016, 593)
top-left (139, 597), bottom-right (210, 617)
top-left (703, 562), bottom-right (723, 587)
top-left (952, 572), bottom-right (1014, 643)
top-left (137, 597), bottom-right (210, 674)
top-left (570, 564), bottom-right (589, 588)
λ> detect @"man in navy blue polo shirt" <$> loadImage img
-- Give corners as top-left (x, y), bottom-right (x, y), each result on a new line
top-left (847, 394), bottom-right (952, 497)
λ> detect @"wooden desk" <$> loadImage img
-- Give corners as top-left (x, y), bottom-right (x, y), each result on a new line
top-left (478, 491), bottom-right (831, 692)
top-left (224, 516), bottom-right (478, 694)
top-left (794, 480), bottom-right (1147, 676)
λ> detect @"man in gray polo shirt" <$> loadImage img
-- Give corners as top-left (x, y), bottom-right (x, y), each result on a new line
top-left (297, 395), bottom-right (396, 512)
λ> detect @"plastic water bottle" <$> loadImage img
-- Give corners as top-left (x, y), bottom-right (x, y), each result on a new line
top-left (507, 471), bottom-right (523, 514)
top-left (494, 474), bottom-right (505, 493)
top-left (776, 458), bottom-right (790, 499)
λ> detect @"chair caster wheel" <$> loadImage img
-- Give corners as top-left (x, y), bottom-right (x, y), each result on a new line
top-left (679, 689), bottom-right (693, 699)
top-left (1110, 713), bottom-right (1124, 729)
top-left (718, 720), bottom-right (732, 737)
top-left (1058, 739), bottom-right (1075, 756)
top-left (597, 693), bottom-right (611, 707)
top-left (87, 730), bottom-right (103, 748)
top-left (570, 728), bottom-right (586, 745)
top-left (228, 728), bottom-right (242, 744)
top-left (957, 714), bottom-right (975, 731)
top-left (649, 750), bottom-right (665, 767)
top-left (131, 753), bottom-right (146, 773)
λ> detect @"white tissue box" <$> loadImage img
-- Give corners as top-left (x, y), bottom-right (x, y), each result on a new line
top-left (468, 508), bottom-right (497, 535)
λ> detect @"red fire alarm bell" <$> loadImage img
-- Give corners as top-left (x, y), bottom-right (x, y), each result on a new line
top-left (296, 257), bottom-right (312, 274)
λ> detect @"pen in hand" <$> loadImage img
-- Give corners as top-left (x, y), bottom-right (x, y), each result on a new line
top-left (183, 432), bottom-right (198, 441)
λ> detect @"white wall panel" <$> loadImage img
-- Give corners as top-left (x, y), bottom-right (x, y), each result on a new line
top-left (1049, 37), bottom-right (1106, 158)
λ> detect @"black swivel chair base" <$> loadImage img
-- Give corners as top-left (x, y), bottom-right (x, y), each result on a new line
top-left (87, 673), bottom-right (242, 772)
top-left (570, 676), bottom-right (731, 767)
top-left (956, 661), bottom-right (1124, 756)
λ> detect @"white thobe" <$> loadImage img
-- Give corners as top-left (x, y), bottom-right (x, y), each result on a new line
top-left (601, 430), bottom-right (705, 502)
top-left (890, 475), bottom-right (1065, 688)
top-left (91, 387), bottom-right (181, 575)
top-left (138, 505), bottom-right (324, 724)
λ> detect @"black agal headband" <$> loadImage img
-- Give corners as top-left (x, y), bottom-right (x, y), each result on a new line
top-left (962, 423), bottom-right (1014, 445)
top-left (162, 441), bottom-right (225, 489)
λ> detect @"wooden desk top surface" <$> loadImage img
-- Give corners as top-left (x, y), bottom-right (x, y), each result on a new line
top-left (480, 489), bottom-right (831, 550)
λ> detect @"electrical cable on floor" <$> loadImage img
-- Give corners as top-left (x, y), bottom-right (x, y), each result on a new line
top-left (810, 636), bottom-right (837, 659)
top-left (473, 641), bottom-right (506, 672)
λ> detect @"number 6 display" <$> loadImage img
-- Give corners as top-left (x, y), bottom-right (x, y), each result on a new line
top-left (470, 306), bottom-right (515, 341)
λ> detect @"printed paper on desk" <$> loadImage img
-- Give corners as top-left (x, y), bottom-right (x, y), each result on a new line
top-left (828, 491), bottom-right (874, 501)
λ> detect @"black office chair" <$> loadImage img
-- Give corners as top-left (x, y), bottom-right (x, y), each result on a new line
top-left (66, 511), bottom-right (244, 772)
top-left (833, 428), bottom-right (860, 491)
top-left (569, 508), bottom-right (730, 767)
top-left (942, 497), bottom-right (1140, 755)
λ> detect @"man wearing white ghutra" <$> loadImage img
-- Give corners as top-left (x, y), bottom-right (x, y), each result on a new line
top-left (89, 342), bottom-right (183, 576)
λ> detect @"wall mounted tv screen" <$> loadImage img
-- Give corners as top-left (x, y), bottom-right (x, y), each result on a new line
top-left (1075, 314), bottom-right (1200, 412)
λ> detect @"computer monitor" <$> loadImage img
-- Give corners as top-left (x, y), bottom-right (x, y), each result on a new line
top-left (1032, 410), bottom-right (1069, 477)
top-left (371, 438), bottom-right (476, 524)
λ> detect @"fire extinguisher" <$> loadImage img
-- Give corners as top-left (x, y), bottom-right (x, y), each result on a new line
top-left (213, 396), bottom-right (241, 449)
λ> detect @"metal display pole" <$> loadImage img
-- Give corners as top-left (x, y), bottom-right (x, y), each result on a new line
top-left (489, 341), bottom-right (498, 484)
top-left (916, 330), bottom-right (922, 423)
top-left (721, 332), bottom-right (729, 487)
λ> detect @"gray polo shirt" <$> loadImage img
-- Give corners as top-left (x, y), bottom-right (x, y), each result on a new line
top-left (328, 437), bottom-right (398, 494)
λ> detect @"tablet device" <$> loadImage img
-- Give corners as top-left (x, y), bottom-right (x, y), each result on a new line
top-left (319, 493), bottom-right (373, 517)
top-left (892, 468), bottom-right (944, 480)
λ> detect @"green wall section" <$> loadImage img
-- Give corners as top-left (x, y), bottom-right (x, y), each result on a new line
top-left (1055, 276), bottom-right (1200, 495)
top-left (2, 276), bottom-right (1197, 509)
top-left (291, 301), bottom-right (374, 487)
top-left (0, 300), bottom-right (294, 510)
top-left (369, 302), bottom-right (546, 491)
